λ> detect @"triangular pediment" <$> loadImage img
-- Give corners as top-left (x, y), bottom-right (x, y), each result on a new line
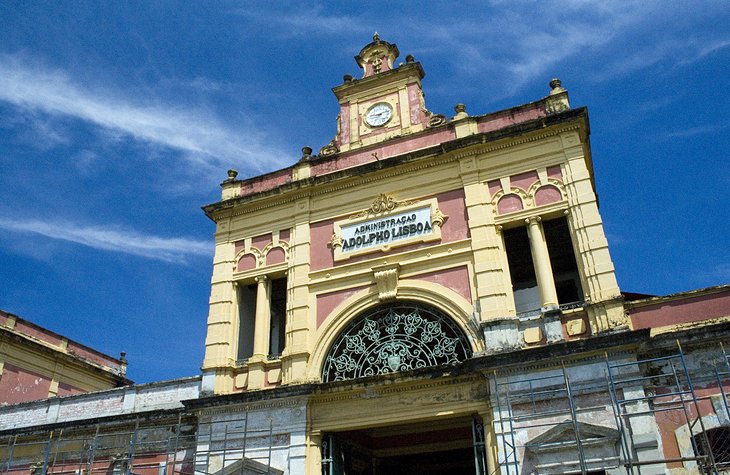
top-left (527, 421), bottom-right (618, 449)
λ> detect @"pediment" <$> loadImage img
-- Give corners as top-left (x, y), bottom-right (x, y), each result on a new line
top-left (526, 421), bottom-right (618, 451)
top-left (215, 457), bottom-right (284, 475)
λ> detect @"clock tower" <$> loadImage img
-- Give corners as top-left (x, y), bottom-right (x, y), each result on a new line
top-left (319, 34), bottom-right (445, 156)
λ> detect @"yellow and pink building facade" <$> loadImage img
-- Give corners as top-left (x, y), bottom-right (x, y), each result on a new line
top-left (2, 35), bottom-right (730, 475)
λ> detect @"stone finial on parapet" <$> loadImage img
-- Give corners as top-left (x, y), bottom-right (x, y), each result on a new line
top-left (300, 146), bottom-right (313, 162)
top-left (221, 168), bottom-right (240, 200)
top-left (549, 78), bottom-right (566, 94)
top-left (355, 33), bottom-right (400, 78)
top-left (545, 77), bottom-right (570, 114)
top-left (453, 103), bottom-right (469, 120)
top-left (293, 147), bottom-right (313, 181)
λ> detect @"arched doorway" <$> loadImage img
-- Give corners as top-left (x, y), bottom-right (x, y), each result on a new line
top-left (321, 301), bottom-right (473, 383)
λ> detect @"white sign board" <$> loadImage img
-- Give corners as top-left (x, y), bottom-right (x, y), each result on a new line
top-left (340, 206), bottom-right (434, 254)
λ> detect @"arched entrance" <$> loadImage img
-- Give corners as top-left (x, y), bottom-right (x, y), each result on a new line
top-left (316, 302), bottom-right (488, 474)
top-left (321, 301), bottom-right (473, 382)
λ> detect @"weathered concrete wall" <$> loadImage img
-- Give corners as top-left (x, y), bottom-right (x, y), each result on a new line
top-left (0, 376), bottom-right (200, 431)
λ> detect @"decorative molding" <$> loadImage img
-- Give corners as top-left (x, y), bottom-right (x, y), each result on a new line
top-left (311, 374), bottom-right (481, 404)
top-left (349, 193), bottom-right (417, 219)
top-left (373, 263), bottom-right (400, 301)
top-left (208, 124), bottom-right (583, 222)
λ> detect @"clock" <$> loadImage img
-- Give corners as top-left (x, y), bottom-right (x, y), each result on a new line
top-left (365, 103), bottom-right (393, 127)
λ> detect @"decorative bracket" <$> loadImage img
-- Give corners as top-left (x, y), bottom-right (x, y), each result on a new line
top-left (373, 263), bottom-right (400, 301)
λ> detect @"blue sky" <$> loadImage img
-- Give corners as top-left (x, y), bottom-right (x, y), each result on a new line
top-left (1, 2), bottom-right (729, 383)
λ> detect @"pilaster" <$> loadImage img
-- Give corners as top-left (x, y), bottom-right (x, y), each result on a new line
top-left (460, 157), bottom-right (513, 321)
top-left (561, 132), bottom-right (626, 332)
top-left (201, 239), bottom-right (238, 393)
top-left (282, 197), bottom-right (313, 384)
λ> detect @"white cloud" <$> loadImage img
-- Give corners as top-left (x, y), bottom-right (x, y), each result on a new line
top-left (0, 217), bottom-right (211, 263)
top-left (0, 55), bottom-right (287, 174)
top-left (246, 2), bottom-right (728, 99)
top-left (663, 122), bottom-right (730, 139)
top-left (236, 5), bottom-right (369, 37)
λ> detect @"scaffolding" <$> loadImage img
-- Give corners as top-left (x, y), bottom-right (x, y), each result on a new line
top-left (491, 341), bottom-right (730, 475)
top-left (0, 413), bottom-right (285, 475)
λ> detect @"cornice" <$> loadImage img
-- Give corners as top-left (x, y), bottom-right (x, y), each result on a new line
top-left (203, 109), bottom-right (588, 222)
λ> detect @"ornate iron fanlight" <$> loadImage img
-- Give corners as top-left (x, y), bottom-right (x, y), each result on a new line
top-left (322, 302), bottom-right (471, 382)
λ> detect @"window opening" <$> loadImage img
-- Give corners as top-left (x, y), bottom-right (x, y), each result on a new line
top-left (503, 226), bottom-right (540, 313)
top-left (543, 217), bottom-right (583, 305)
top-left (322, 302), bottom-right (471, 383)
top-left (237, 283), bottom-right (256, 361)
top-left (269, 276), bottom-right (287, 358)
top-left (694, 427), bottom-right (730, 470)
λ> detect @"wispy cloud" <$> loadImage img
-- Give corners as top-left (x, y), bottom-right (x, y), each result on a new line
top-left (243, 2), bottom-right (729, 99)
top-left (663, 122), bottom-right (730, 139)
top-left (0, 217), bottom-right (211, 263)
top-left (235, 5), bottom-right (369, 37)
top-left (0, 55), bottom-right (287, 173)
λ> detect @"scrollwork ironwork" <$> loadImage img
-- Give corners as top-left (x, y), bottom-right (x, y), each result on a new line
top-left (322, 303), bottom-right (471, 382)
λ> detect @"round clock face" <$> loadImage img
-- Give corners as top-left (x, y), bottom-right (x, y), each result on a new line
top-left (366, 103), bottom-right (393, 127)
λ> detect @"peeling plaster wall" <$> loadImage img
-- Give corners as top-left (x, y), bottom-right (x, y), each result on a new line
top-left (0, 376), bottom-right (200, 431)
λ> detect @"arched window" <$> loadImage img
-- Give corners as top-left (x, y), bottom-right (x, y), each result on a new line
top-left (321, 302), bottom-right (472, 382)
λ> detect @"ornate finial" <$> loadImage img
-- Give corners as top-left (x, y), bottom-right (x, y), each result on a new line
top-left (550, 78), bottom-right (562, 90)
top-left (453, 103), bottom-right (468, 120)
top-left (227, 169), bottom-right (238, 181)
top-left (119, 351), bottom-right (127, 363)
top-left (343, 74), bottom-right (353, 83)
top-left (373, 32), bottom-right (380, 41)
top-left (300, 146), bottom-right (313, 161)
top-left (405, 54), bottom-right (414, 63)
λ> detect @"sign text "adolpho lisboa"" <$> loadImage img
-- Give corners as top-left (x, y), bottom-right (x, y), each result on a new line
top-left (341, 206), bottom-right (433, 253)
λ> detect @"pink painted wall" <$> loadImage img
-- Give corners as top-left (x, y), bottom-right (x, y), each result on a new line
top-left (407, 83), bottom-right (425, 125)
top-left (66, 341), bottom-right (120, 368)
top-left (13, 319), bottom-right (62, 346)
top-left (239, 168), bottom-right (291, 196)
top-left (630, 290), bottom-right (730, 330)
top-left (411, 266), bottom-right (472, 303)
top-left (237, 254), bottom-right (257, 272)
top-left (251, 233), bottom-right (272, 251)
top-left (316, 286), bottom-right (369, 328)
top-left (310, 128), bottom-right (456, 176)
top-left (497, 194), bottom-right (523, 214)
top-left (309, 189), bottom-right (470, 271)
top-left (279, 228), bottom-right (290, 242)
top-left (547, 165), bottom-right (562, 180)
top-left (340, 104), bottom-right (350, 145)
top-left (510, 171), bottom-right (539, 192)
top-left (476, 102), bottom-right (547, 134)
top-left (534, 185), bottom-right (562, 206)
top-left (487, 180), bottom-right (501, 198)
top-left (0, 363), bottom-right (51, 405)
top-left (266, 247), bottom-right (286, 266)
top-left (57, 381), bottom-right (84, 397)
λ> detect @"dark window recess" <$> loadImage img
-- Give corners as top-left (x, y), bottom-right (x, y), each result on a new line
top-left (694, 427), bottom-right (730, 469)
top-left (237, 284), bottom-right (257, 361)
top-left (503, 226), bottom-right (540, 313)
top-left (268, 277), bottom-right (287, 358)
top-left (543, 217), bottom-right (583, 304)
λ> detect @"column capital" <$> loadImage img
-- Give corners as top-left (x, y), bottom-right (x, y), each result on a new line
top-left (255, 275), bottom-right (269, 284)
top-left (525, 216), bottom-right (542, 225)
